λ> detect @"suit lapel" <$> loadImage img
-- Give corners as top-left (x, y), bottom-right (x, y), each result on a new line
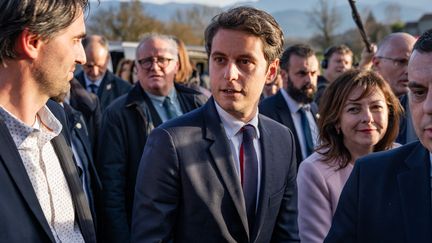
top-left (397, 143), bottom-right (432, 242)
top-left (0, 120), bottom-right (55, 242)
top-left (275, 92), bottom-right (302, 162)
top-left (251, 117), bottom-right (276, 241)
top-left (203, 99), bottom-right (250, 237)
top-left (51, 133), bottom-right (96, 243)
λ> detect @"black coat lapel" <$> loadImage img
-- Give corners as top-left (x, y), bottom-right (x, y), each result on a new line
top-left (0, 120), bottom-right (55, 242)
top-left (51, 133), bottom-right (97, 243)
top-left (398, 143), bottom-right (432, 242)
top-left (203, 99), bottom-right (250, 238)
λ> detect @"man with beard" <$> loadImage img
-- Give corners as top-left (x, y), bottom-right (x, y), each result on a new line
top-left (0, 0), bottom-right (96, 242)
top-left (260, 44), bottom-right (319, 164)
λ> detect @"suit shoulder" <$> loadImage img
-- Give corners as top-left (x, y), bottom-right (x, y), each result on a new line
top-left (259, 114), bottom-right (293, 138)
top-left (159, 105), bottom-right (205, 129)
top-left (106, 71), bottom-right (132, 89)
top-left (357, 142), bottom-right (420, 169)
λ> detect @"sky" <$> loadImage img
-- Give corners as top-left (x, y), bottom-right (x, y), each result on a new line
top-left (114, 0), bottom-right (257, 7)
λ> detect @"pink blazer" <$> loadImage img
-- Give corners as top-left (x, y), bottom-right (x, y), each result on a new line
top-left (297, 151), bottom-right (353, 243)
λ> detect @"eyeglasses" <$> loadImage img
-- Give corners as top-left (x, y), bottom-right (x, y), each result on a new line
top-left (137, 56), bottom-right (174, 69)
top-left (376, 56), bottom-right (409, 67)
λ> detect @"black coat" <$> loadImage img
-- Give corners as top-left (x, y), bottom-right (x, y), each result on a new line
top-left (69, 78), bottom-right (102, 157)
top-left (98, 83), bottom-right (208, 243)
top-left (64, 103), bottom-right (102, 225)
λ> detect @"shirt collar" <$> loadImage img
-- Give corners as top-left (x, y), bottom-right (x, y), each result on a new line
top-left (213, 99), bottom-right (260, 140)
top-left (146, 87), bottom-right (177, 105)
top-left (0, 105), bottom-right (62, 148)
top-left (84, 73), bottom-right (104, 88)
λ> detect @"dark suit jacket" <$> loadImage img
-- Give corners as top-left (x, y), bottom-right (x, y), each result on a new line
top-left (98, 83), bottom-right (207, 243)
top-left (0, 100), bottom-right (96, 242)
top-left (324, 142), bottom-right (432, 243)
top-left (75, 70), bottom-right (132, 112)
top-left (259, 90), bottom-right (318, 165)
top-left (64, 103), bottom-right (102, 224)
top-left (69, 78), bottom-right (102, 156)
top-left (131, 98), bottom-right (299, 243)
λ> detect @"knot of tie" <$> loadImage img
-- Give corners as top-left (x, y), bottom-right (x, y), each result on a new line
top-left (241, 124), bottom-right (256, 142)
top-left (88, 84), bottom-right (98, 94)
top-left (162, 96), bottom-right (177, 120)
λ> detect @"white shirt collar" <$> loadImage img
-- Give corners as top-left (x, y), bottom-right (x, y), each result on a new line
top-left (213, 99), bottom-right (260, 140)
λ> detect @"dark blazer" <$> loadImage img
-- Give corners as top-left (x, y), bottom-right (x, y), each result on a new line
top-left (98, 83), bottom-right (207, 243)
top-left (324, 142), bottom-right (432, 243)
top-left (69, 78), bottom-right (102, 155)
top-left (259, 90), bottom-right (318, 165)
top-left (131, 98), bottom-right (299, 243)
top-left (75, 70), bottom-right (132, 112)
top-left (64, 103), bottom-right (102, 223)
top-left (0, 100), bottom-right (96, 242)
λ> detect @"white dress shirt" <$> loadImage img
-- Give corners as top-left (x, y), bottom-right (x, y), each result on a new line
top-left (0, 106), bottom-right (84, 243)
top-left (214, 100), bottom-right (262, 207)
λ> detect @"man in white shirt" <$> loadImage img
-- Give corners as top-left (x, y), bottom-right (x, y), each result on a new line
top-left (0, 0), bottom-right (96, 242)
top-left (260, 44), bottom-right (320, 164)
top-left (131, 6), bottom-right (299, 243)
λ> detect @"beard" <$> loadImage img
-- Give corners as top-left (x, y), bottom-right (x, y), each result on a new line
top-left (32, 61), bottom-right (71, 100)
top-left (286, 76), bottom-right (316, 104)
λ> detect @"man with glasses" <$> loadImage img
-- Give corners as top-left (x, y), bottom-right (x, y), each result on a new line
top-left (75, 35), bottom-right (132, 112)
top-left (98, 33), bottom-right (207, 243)
top-left (373, 32), bottom-right (417, 144)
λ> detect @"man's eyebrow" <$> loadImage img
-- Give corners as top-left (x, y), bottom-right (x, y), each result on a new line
top-left (408, 81), bottom-right (425, 88)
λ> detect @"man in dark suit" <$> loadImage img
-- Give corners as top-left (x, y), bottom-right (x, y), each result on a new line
top-left (69, 78), bottom-right (102, 154)
top-left (75, 35), bottom-right (131, 112)
top-left (0, 0), bottom-right (96, 242)
top-left (99, 33), bottom-right (207, 243)
top-left (131, 7), bottom-right (299, 242)
top-left (260, 44), bottom-right (320, 164)
top-left (372, 32), bottom-right (417, 144)
top-left (324, 29), bottom-right (432, 243)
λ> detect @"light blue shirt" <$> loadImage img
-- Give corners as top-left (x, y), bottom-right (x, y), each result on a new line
top-left (280, 88), bottom-right (318, 160)
top-left (145, 88), bottom-right (183, 123)
top-left (214, 100), bottom-right (262, 208)
top-left (84, 73), bottom-right (104, 94)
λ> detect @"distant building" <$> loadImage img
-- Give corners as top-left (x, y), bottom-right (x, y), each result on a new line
top-left (404, 13), bottom-right (432, 37)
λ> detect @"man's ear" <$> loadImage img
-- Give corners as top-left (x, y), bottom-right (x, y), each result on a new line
top-left (265, 59), bottom-right (279, 85)
top-left (15, 29), bottom-right (43, 60)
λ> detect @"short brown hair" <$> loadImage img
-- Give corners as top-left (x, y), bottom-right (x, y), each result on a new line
top-left (204, 6), bottom-right (284, 64)
top-left (317, 69), bottom-right (402, 169)
top-left (0, 0), bottom-right (89, 65)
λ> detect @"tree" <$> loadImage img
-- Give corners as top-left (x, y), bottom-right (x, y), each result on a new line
top-left (87, 0), bottom-right (165, 41)
top-left (172, 5), bottom-right (221, 44)
top-left (308, 0), bottom-right (342, 50)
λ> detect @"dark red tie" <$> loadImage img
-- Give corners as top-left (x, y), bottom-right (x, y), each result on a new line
top-left (239, 124), bottom-right (258, 232)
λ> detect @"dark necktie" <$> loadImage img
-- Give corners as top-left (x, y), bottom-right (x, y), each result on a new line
top-left (239, 124), bottom-right (258, 232)
top-left (299, 106), bottom-right (314, 156)
top-left (162, 96), bottom-right (177, 120)
top-left (88, 84), bottom-right (98, 94)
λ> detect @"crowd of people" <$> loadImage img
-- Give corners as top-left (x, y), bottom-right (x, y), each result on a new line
top-left (1, 0), bottom-right (432, 242)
